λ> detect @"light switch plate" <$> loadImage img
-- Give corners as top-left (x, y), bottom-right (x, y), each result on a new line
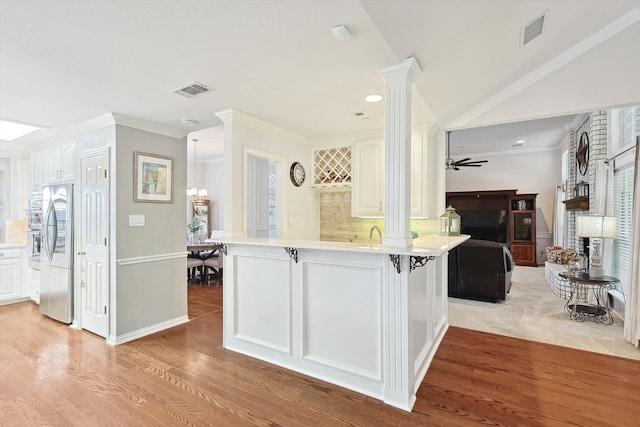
top-left (129, 215), bottom-right (145, 227)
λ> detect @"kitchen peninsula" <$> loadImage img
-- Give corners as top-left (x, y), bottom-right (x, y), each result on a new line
top-left (217, 234), bottom-right (468, 411)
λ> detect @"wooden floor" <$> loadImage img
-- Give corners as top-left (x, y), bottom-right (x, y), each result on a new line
top-left (1, 282), bottom-right (639, 426)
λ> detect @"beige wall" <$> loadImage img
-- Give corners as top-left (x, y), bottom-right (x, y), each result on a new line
top-left (113, 124), bottom-right (187, 336)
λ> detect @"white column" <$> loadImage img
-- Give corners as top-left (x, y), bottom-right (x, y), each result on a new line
top-left (215, 109), bottom-right (245, 238)
top-left (377, 58), bottom-right (422, 249)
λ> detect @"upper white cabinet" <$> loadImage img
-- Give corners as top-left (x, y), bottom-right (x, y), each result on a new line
top-left (31, 150), bottom-right (47, 189)
top-left (351, 135), bottom-right (428, 218)
top-left (33, 143), bottom-right (75, 186)
top-left (49, 143), bottom-right (75, 183)
top-left (410, 135), bottom-right (428, 217)
top-left (351, 140), bottom-right (384, 217)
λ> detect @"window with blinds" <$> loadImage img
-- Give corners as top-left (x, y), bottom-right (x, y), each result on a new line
top-left (612, 163), bottom-right (633, 295)
top-left (610, 106), bottom-right (639, 151)
top-left (609, 105), bottom-right (638, 296)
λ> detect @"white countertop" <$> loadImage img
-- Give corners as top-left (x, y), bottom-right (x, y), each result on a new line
top-left (208, 234), bottom-right (470, 256)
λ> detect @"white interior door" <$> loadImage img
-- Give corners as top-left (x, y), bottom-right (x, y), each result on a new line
top-left (78, 149), bottom-right (109, 337)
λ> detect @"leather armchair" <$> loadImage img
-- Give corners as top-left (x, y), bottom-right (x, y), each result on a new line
top-left (448, 239), bottom-right (515, 302)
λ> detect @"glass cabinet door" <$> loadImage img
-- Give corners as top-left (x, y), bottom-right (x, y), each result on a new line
top-left (512, 212), bottom-right (533, 242)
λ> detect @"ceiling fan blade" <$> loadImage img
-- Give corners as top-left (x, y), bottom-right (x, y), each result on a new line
top-left (453, 158), bottom-right (471, 164)
top-left (457, 163), bottom-right (483, 167)
top-left (457, 160), bottom-right (488, 165)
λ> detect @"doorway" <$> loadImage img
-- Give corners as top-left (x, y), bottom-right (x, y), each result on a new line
top-left (244, 149), bottom-right (284, 239)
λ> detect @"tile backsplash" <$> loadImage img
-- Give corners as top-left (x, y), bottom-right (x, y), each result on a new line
top-left (319, 188), bottom-right (438, 242)
top-left (5, 219), bottom-right (28, 244)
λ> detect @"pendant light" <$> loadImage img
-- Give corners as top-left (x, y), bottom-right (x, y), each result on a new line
top-left (187, 138), bottom-right (207, 198)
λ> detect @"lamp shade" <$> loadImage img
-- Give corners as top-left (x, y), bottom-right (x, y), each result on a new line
top-left (575, 215), bottom-right (617, 239)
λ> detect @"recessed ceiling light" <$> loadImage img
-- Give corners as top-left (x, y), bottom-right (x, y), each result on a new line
top-left (365, 94), bottom-right (383, 103)
top-left (513, 140), bottom-right (525, 147)
top-left (0, 119), bottom-right (40, 141)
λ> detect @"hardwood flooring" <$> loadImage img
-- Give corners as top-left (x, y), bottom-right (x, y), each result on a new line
top-left (1, 282), bottom-right (639, 426)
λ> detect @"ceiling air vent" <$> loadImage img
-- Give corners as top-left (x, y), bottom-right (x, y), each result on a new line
top-left (522, 12), bottom-right (546, 46)
top-left (171, 81), bottom-right (212, 98)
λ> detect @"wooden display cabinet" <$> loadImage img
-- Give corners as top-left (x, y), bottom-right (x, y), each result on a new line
top-left (509, 194), bottom-right (537, 266)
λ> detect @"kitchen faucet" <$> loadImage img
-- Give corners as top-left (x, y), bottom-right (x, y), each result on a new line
top-left (369, 226), bottom-right (382, 247)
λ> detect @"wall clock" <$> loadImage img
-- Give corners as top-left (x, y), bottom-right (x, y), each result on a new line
top-left (576, 132), bottom-right (589, 176)
top-left (289, 161), bottom-right (305, 187)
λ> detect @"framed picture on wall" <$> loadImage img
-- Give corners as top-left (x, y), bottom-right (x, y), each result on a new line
top-left (134, 151), bottom-right (174, 203)
top-left (192, 199), bottom-right (211, 236)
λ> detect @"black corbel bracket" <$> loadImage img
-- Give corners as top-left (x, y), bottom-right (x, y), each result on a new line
top-left (410, 256), bottom-right (435, 272)
top-left (389, 254), bottom-right (401, 274)
top-left (284, 247), bottom-right (298, 263)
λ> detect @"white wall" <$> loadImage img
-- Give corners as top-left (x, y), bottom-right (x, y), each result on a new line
top-left (218, 110), bottom-right (318, 240)
top-left (205, 157), bottom-right (224, 231)
top-left (446, 148), bottom-right (562, 260)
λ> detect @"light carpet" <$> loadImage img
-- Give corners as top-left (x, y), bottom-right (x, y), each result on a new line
top-left (448, 265), bottom-right (640, 360)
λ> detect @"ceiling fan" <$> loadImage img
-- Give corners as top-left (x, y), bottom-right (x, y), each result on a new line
top-left (445, 131), bottom-right (488, 170)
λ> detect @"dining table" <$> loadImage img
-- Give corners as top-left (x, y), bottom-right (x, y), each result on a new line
top-left (187, 242), bottom-right (222, 255)
top-left (187, 242), bottom-right (223, 282)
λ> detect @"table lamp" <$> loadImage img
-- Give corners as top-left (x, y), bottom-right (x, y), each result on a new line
top-left (575, 215), bottom-right (617, 278)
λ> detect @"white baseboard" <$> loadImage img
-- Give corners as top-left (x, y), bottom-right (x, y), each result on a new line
top-left (107, 315), bottom-right (190, 346)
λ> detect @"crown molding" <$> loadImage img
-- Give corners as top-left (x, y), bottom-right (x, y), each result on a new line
top-left (67, 113), bottom-right (187, 140)
top-left (112, 113), bottom-right (187, 139)
top-left (215, 109), bottom-right (308, 144)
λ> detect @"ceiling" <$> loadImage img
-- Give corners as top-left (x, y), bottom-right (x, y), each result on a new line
top-left (1, 0), bottom-right (638, 160)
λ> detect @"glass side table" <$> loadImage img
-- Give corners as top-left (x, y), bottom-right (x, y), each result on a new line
top-left (558, 271), bottom-right (620, 325)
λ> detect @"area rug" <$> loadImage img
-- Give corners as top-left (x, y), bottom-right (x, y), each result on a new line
top-left (447, 265), bottom-right (640, 360)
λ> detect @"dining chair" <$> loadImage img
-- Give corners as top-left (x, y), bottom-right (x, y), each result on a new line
top-left (187, 256), bottom-right (204, 281)
top-left (203, 250), bottom-right (223, 282)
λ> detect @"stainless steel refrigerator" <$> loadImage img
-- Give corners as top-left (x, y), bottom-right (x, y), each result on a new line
top-left (40, 183), bottom-right (73, 324)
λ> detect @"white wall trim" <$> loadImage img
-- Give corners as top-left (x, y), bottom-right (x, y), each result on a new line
top-left (66, 113), bottom-right (187, 140)
top-left (215, 109), bottom-right (308, 145)
top-left (112, 113), bottom-right (187, 139)
top-left (116, 251), bottom-right (186, 266)
top-left (107, 315), bottom-right (190, 345)
top-left (66, 113), bottom-right (116, 137)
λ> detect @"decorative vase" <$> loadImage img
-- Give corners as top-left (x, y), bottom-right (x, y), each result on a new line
top-left (187, 232), bottom-right (194, 245)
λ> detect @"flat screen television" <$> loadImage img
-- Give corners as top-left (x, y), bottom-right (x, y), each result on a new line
top-left (458, 209), bottom-right (508, 243)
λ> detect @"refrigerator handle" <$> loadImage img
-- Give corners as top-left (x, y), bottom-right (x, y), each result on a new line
top-left (44, 201), bottom-right (57, 262)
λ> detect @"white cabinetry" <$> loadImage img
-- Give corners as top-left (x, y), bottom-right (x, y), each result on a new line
top-left (0, 248), bottom-right (24, 304)
top-left (31, 150), bottom-right (47, 189)
top-left (410, 135), bottom-right (428, 217)
top-left (351, 140), bottom-right (384, 217)
top-left (48, 143), bottom-right (75, 183)
top-left (33, 143), bottom-right (75, 186)
top-left (351, 135), bottom-right (428, 218)
top-left (30, 267), bottom-right (40, 304)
